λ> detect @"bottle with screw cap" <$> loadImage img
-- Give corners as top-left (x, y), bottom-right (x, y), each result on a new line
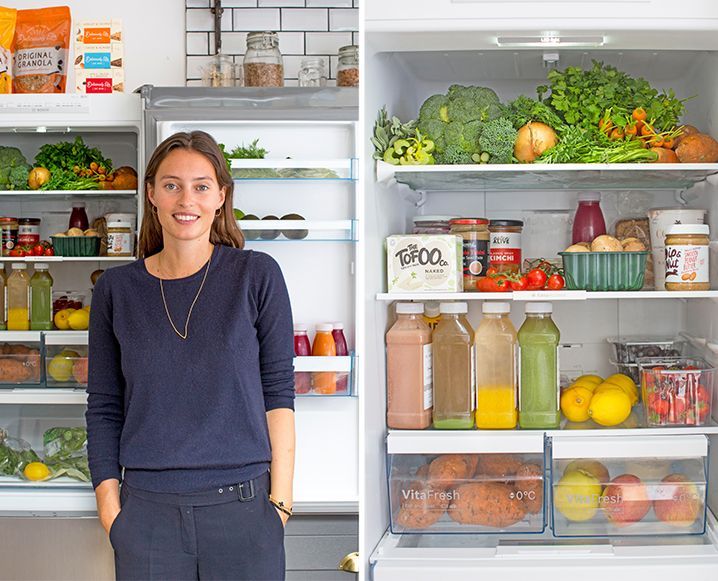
top-left (331, 323), bottom-right (349, 393)
top-left (432, 302), bottom-right (474, 429)
top-left (475, 302), bottom-right (518, 429)
top-left (312, 324), bottom-right (337, 394)
top-left (30, 263), bottom-right (53, 331)
top-left (386, 303), bottom-right (432, 429)
top-left (518, 302), bottom-right (561, 429)
top-left (293, 323), bottom-right (311, 394)
top-left (422, 301), bottom-right (441, 331)
top-left (7, 263), bottom-right (30, 331)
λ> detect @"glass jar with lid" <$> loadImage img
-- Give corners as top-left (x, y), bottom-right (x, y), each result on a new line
top-left (450, 218), bottom-right (490, 291)
top-left (106, 221), bottom-right (133, 257)
top-left (665, 224), bottom-right (710, 291)
top-left (243, 31), bottom-right (284, 87)
top-left (202, 52), bottom-right (235, 88)
top-left (298, 57), bottom-right (327, 87)
top-left (412, 215), bottom-right (456, 235)
top-left (336, 45), bottom-right (358, 87)
top-left (489, 219), bottom-right (523, 274)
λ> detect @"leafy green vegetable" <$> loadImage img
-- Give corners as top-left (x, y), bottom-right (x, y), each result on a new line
top-left (538, 125), bottom-right (657, 164)
top-left (435, 144), bottom-right (474, 165)
top-left (40, 169), bottom-right (99, 191)
top-left (371, 106), bottom-right (419, 161)
top-left (46, 455), bottom-right (90, 482)
top-left (43, 427), bottom-right (87, 460)
top-left (479, 118), bottom-right (518, 164)
top-left (34, 136), bottom-right (112, 174)
top-left (507, 95), bottom-right (566, 132)
top-left (227, 139), bottom-right (267, 159)
top-left (0, 438), bottom-right (39, 476)
top-left (0, 146), bottom-right (31, 190)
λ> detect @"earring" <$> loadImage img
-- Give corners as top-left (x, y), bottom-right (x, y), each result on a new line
top-left (215, 207), bottom-right (223, 217)
top-left (151, 205), bottom-right (158, 214)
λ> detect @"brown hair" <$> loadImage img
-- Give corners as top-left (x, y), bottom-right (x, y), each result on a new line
top-left (138, 130), bottom-right (244, 257)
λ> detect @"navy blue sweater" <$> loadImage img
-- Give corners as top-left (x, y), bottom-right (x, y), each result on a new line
top-left (86, 245), bottom-right (295, 493)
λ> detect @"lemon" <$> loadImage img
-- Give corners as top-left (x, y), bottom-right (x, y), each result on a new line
top-left (597, 380), bottom-right (638, 406)
top-left (605, 373), bottom-right (636, 391)
top-left (554, 470), bottom-right (602, 522)
top-left (574, 374), bottom-right (603, 386)
top-left (588, 389), bottom-right (632, 426)
top-left (24, 462), bottom-right (50, 481)
top-left (571, 379), bottom-right (602, 393)
top-left (53, 308), bottom-right (74, 330)
top-left (560, 386), bottom-right (593, 423)
top-left (68, 309), bottom-right (90, 330)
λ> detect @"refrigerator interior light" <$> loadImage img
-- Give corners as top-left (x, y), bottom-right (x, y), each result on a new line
top-left (496, 35), bottom-right (605, 48)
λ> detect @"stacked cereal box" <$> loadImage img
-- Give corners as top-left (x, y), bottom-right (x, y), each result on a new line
top-left (74, 20), bottom-right (123, 93)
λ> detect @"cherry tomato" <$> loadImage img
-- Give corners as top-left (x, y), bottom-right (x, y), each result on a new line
top-left (509, 276), bottom-right (528, 291)
top-left (32, 244), bottom-right (45, 256)
top-left (547, 273), bottom-right (565, 290)
top-left (477, 277), bottom-right (493, 292)
top-left (485, 267), bottom-right (499, 277)
top-left (526, 268), bottom-right (548, 288)
top-left (493, 275), bottom-right (511, 292)
top-left (9, 248), bottom-right (24, 257)
top-left (44, 247), bottom-right (55, 256)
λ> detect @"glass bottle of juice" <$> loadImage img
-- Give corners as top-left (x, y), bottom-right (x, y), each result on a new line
top-left (332, 322), bottom-right (349, 393)
top-left (386, 303), bottom-right (432, 429)
top-left (7, 263), bottom-right (30, 331)
top-left (422, 301), bottom-right (441, 331)
top-left (312, 324), bottom-right (337, 394)
top-left (30, 263), bottom-right (53, 331)
top-left (293, 323), bottom-right (311, 395)
top-left (69, 203), bottom-right (89, 231)
top-left (475, 302), bottom-right (518, 429)
top-left (432, 302), bottom-right (474, 429)
top-left (572, 192), bottom-right (606, 244)
top-left (0, 268), bottom-right (5, 330)
top-left (518, 302), bottom-right (561, 429)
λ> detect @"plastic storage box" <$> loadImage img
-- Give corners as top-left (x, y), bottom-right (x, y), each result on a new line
top-left (638, 357), bottom-right (715, 427)
top-left (387, 433), bottom-right (545, 534)
top-left (0, 341), bottom-right (41, 386)
top-left (551, 435), bottom-right (708, 537)
top-left (607, 336), bottom-right (685, 383)
top-left (559, 251), bottom-right (649, 291)
top-left (50, 235), bottom-right (100, 257)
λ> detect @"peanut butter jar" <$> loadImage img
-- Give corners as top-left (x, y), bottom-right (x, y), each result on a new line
top-left (665, 224), bottom-right (710, 291)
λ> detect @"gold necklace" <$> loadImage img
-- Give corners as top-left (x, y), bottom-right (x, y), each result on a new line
top-left (158, 247), bottom-right (214, 340)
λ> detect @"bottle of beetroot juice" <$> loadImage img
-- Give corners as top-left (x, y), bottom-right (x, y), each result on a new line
top-left (293, 324), bottom-right (311, 394)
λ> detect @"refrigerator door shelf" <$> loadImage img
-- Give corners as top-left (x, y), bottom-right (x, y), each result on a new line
top-left (294, 354), bottom-right (356, 397)
top-left (0, 487), bottom-right (96, 517)
top-left (239, 220), bottom-right (357, 242)
top-left (231, 158), bottom-right (357, 181)
top-left (376, 160), bottom-right (718, 192)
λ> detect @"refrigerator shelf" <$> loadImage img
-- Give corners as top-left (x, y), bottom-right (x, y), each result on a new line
top-left (0, 256), bottom-right (135, 263)
top-left (0, 389), bottom-right (87, 405)
top-left (0, 190), bottom-right (136, 200)
top-left (376, 290), bottom-right (718, 301)
top-left (376, 160), bottom-right (718, 192)
top-left (231, 158), bottom-right (357, 181)
top-left (0, 476), bottom-right (91, 489)
top-left (239, 219), bottom-right (357, 242)
top-left (294, 354), bottom-right (355, 397)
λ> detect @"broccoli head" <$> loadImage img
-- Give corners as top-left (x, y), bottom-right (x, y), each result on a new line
top-left (8, 165), bottom-right (30, 190)
top-left (419, 94), bottom-right (449, 124)
top-left (435, 144), bottom-right (474, 165)
top-left (479, 117), bottom-right (518, 164)
top-left (444, 120), bottom-right (482, 154)
top-left (0, 146), bottom-right (31, 190)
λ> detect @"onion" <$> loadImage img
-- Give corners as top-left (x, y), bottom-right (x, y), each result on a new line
top-left (514, 122), bottom-right (558, 163)
top-left (28, 167), bottom-right (50, 190)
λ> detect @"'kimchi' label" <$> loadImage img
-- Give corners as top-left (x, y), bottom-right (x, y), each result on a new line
top-left (14, 47), bottom-right (66, 76)
top-left (490, 231), bottom-right (522, 266)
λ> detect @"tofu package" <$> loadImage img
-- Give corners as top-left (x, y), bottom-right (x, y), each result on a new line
top-left (386, 234), bottom-right (464, 293)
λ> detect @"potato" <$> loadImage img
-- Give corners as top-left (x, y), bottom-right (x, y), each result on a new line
top-left (591, 235), bottom-right (623, 252)
top-left (67, 227), bottom-right (84, 237)
top-left (623, 240), bottom-right (647, 252)
top-left (564, 244), bottom-right (590, 253)
top-left (675, 133), bottom-right (718, 163)
top-left (84, 229), bottom-right (99, 237)
top-left (112, 172), bottom-right (138, 191)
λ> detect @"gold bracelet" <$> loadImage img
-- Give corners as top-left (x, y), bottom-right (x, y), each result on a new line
top-left (269, 496), bottom-right (293, 517)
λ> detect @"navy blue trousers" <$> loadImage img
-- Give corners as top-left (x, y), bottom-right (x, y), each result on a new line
top-left (110, 472), bottom-right (285, 580)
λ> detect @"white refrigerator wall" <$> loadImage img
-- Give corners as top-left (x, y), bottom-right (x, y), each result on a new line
top-left (364, 35), bottom-right (718, 569)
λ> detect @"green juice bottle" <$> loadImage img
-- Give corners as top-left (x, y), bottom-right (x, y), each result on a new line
top-left (30, 263), bottom-right (53, 331)
top-left (518, 302), bottom-right (560, 429)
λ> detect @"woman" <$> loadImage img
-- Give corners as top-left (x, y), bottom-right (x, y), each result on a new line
top-left (86, 130), bottom-right (295, 580)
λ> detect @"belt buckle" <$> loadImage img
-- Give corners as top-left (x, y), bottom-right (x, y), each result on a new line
top-left (237, 478), bottom-right (255, 502)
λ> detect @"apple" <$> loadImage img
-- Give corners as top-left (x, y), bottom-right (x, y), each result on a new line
top-left (599, 474), bottom-right (651, 526)
top-left (653, 473), bottom-right (703, 527)
top-left (72, 357), bottom-right (88, 384)
top-left (563, 459), bottom-right (610, 484)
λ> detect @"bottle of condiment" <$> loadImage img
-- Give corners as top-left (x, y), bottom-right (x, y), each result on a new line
top-left (450, 218), bottom-right (490, 291)
top-left (422, 301), bottom-right (441, 330)
top-left (298, 57), bottom-right (327, 87)
top-left (106, 221), bottom-right (133, 257)
top-left (293, 323), bottom-right (312, 395)
top-left (0, 269), bottom-right (6, 330)
top-left (7, 263), bottom-right (30, 331)
top-left (69, 203), bottom-right (89, 231)
top-left (412, 216), bottom-right (455, 235)
top-left (312, 323), bottom-right (337, 394)
top-left (331, 322), bottom-right (349, 393)
top-left (17, 218), bottom-right (41, 248)
top-left (386, 303), bottom-right (432, 429)
top-left (489, 220), bottom-right (523, 274)
top-left (432, 302), bottom-right (474, 429)
top-left (243, 31), bottom-right (284, 87)
top-left (518, 302), bottom-right (561, 429)
top-left (30, 263), bottom-right (53, 331)
top-left (336, 45), bottom-right (359, 87)
top-left (572, 192), bottom-right (606, 244)
top-left (665, 224), bottom-right (711, 291)
top-left (0, 217), bottom-right (18, 257)
top-left (475, 302), bottom-right (518, 429)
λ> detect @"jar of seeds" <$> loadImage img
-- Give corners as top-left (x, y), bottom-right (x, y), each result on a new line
top-left (336, 45), bottom-right (358, 87)
top-left (243, 31), bottom-right (284, 87)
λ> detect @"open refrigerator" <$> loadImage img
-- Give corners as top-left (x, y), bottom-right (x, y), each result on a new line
top-left (363, 2), bottom-right (718, 579)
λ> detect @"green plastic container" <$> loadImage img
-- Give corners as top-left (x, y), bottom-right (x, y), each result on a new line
top-left (51, 236), bottom-right (100, 257)
top-left (559, 251), bottom-right (649, 291)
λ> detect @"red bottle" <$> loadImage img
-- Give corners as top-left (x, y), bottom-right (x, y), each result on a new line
top-left (293, 324), bottom-right (311, 394)
top-left (572, 192), bottom-right (606, 244)
top-left (332, 322), bottom-right (349, 393)
top-left (69, 203), bottom-right (89, 231)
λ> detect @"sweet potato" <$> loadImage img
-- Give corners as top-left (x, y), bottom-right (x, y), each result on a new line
top-left (650, 147), bottom-right (679, 163)
top-left (674, 125), bottom-right (700, 148)
top-left (675, 133), bottom-right (718, 163)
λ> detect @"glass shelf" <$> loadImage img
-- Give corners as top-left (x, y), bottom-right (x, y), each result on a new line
top-left (0, 190), bottom-right (137, 200)
top-left (240, 219), bottom-right (356, 242)
top-left (0, 256), bottom-right (135, 263)
top-left (376, 160), bottom-right (718, 191)
top-left (376, 290), bottom-right (718, 301)
top-left (294, 354), bottom-right (354, 397)
top-left (231, 158), bottom-right (356, 181)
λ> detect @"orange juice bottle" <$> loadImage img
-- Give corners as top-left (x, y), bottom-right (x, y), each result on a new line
top-left (312, 324), bottom-right (337, 394)
top-left (475, 302), bottom-right (518, 429)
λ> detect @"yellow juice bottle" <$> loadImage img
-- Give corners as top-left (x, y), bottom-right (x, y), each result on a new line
top-left (7, 263), bottom-right (30, 331)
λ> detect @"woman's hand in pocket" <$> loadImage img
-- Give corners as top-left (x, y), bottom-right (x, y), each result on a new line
top-left (95, 478), bottom-right (122, 534)
top-left (274, 506), bottom-right (289, 527)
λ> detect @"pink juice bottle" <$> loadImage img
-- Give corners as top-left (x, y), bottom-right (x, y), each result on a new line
top-left (293, 324), bottom-right (311, 394)
top-left (572, 192), bottom-right (606, 244)
top-left (332, 322), bottom-right (349, 393)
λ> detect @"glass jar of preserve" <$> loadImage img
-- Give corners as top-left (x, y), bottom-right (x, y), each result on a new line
top-left (243, 31), bottom-right (284, 87)
top-left (450, 218), bottom-right (490, 291)
top-left (412, 215), bottom-right (455, 235)
top-left (336, 45), bottom-right (358, 87)
top-left (298, 58), bottom-right (327, 87)
top-left (665, 224), bottom-right (710, 291)
top-left (489, 219), bottom-right (523, 274)
top-left (0, 217), bottom-right (18, 256)
top-left (18, 218), bottom-right (41, 247)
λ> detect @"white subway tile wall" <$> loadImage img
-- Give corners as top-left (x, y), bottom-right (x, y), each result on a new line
top-left (185, 0), bottom-right (358, 85)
